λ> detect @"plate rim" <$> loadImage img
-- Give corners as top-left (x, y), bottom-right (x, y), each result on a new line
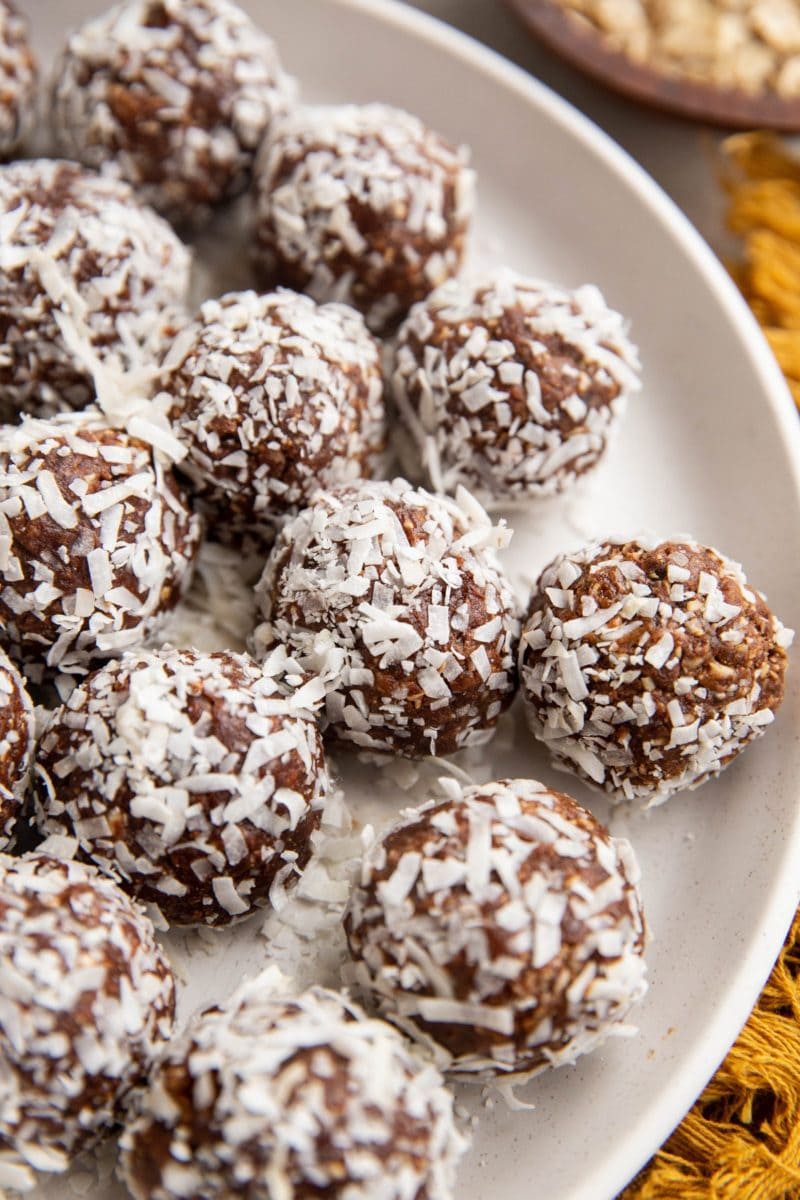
top-left (289, 0), bottom-right (800, 1195)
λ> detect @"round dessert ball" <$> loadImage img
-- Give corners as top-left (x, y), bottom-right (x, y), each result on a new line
top-left (51, 0), bottom-right (295, 227)
top-left (344, 778), bottom-right (648, 1078)
top-left (163, 289), bottom-right (385, 547)
top-left (519, 537), bottom-right (794, 804)
top-left (0, 853), bottom-right (175, 1189)
top-left (391, 272), bottom-right (642, 504)
top-left (0, 648), bottom-right (34, 850)
top-left (34, 645), bottom-right (329, 927)
top-left (0, 159), bottom-right (191, 423)
top-left (253, 103), bottom-right (475, 333)
top-left (0, 413), bottom-right (202, 675)
top-left (119, 971), bottom-right (467, 1200)
top-left (252, 478), bottom-right (519, 758)
top-left (0, 1), bottom-right (36, 161)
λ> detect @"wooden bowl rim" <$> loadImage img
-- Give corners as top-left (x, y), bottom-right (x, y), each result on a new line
top-left (504, 0), bottom-right (800, 131)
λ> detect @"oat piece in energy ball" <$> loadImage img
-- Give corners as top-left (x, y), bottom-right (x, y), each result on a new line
top-left (0, 853), bottom-right (175, 1192)
top-left (51, 0), bottom-right (295, 227)
top-left (119, 970), bottom-right (467, 1200)
top-left (0, 1), bottom-right (36, 161)
top-left (253, 103), bottom-right (475, 334)
top-left (0, 413), bottom-right (202, 676)
top-left (34, 646), bottom-right (329, 927)
top-left (0, 649), bottom-right (34, 850)
top-left (252, 478), bottom-right (520, 758)
top-left (519, 537), bottom-right (793, 804)
top-left (0, 159), bottom-right (191, 423)
top-left (344, 778), bottom-right (647, 1079)
top-left (391, 272), bottom-right (641, 504)
top-left (163, 289), bottom-right (385, 547)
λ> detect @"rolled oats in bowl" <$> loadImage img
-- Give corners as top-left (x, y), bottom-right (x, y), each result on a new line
top-left (555, 0), bottom-right (800, 98)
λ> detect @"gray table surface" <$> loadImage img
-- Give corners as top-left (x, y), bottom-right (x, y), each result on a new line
top-left (404, 0), bottom-right (729, 254)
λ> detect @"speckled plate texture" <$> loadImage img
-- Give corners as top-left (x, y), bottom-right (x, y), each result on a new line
top-left (20, 1), bottom-right (800, 1199)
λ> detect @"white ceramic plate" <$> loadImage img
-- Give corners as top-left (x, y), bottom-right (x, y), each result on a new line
top-left (21, 2), bottom-right (800, 1199)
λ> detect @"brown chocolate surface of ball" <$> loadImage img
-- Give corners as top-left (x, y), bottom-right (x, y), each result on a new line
top-left (253, 104), bottom-right (475, 334)
top-left (34, 645), bottom-right (328, 926)
top-left (391, 273), bottom-right (641, 503)
top-left (0, 649), bottom-right (34, 849)
top-left (344, 778), bottom-right (647, 1078)
top-left (51, 0), bottom-right (295, 227)
top-left (0, 1), bottom-right (36, 161)
top-left (164, 289), bottom-right (385, 547)
top-left (0, 413), bottom-right (202, 674)
top-left (0, 854), bottom-right (175, 1189)
top-left (0, 159), bottom-right (191, 422)
top-left (251, 479), bottom-right (519, 759)
top-left (118, 973), bottom-right (466, 1200)
top-left (519, 538), bottom-right (793, 803)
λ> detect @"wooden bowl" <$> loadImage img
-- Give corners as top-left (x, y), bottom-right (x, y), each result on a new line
top-left (504, 0), bottom-right (800, 130)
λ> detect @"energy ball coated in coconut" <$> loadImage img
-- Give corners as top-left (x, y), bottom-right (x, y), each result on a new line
top-left (163, 289), bottom-right (385, 547)
top-left (50, 0), bottom-right (295, 227)
top-left (118, 970), bottom-right (467, 1200)
top-left (0, 159), bottom-right (191, 423)
top-left (0, 1), bottom-right (36, 161)
top-left (0, 413), bottom-right (202, 675)
top-left (252, 478), bottom-right (520, 759)
top-left (519, 538), bottom-right (794, 804)
top-left (0, 854), bottom-right (175, 1191)
top-left (253, 103), bottom-right (475, 333)
top-left (0, 649), bottom-right (34, 850)
top-left (391, 273), bottom-right (642, 503)
top-left (344, 778), bottom-right (647, 1079)
top-left (34, 646), bottom-right (329, 927)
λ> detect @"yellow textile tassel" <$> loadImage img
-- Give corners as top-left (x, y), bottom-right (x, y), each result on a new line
top-left (720, 133), bottom-right (800, 410)
top-left (620, 135), bottom-right (800, 1200)
top-left (621, 911), bottom-right (800, 1199)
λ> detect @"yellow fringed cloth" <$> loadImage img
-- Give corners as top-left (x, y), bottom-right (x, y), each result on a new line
top-left (722, 132), bottom-right (800, 410)
top-left (621, 913), bottom-right (800, 1200)
top-left (621, 134), bottom-right (800, 1200)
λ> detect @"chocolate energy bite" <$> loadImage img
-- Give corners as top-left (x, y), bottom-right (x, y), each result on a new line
top-left (519, 537), bottom-right (793, 804)
top-left (253, 103), bottom-right (475, 333)
top-left (0, 159), bottom-right (191, 423)
top-left (0, 413), bottom-right (202, 675)
top-left (34, 646), bottom-right (328, 927)
top-left (50, 0), bottom-right (295, 228)
top-left (0, 649), bottom-right (34, 850)
top-left (391, 272), bottom-right (641, 503)
top-left (163, 289), bottom-right (385, 547)
top-left (119, 972), bottom-right (467, 1200)
top-left (252, 478), bottom-right (519, 758)
top-left (0, 1), bottom-right (36, 161)
top-left (0, 854), bottom-right (175, 1192)
top-left (344, 778), bottom-right (647, 1079)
